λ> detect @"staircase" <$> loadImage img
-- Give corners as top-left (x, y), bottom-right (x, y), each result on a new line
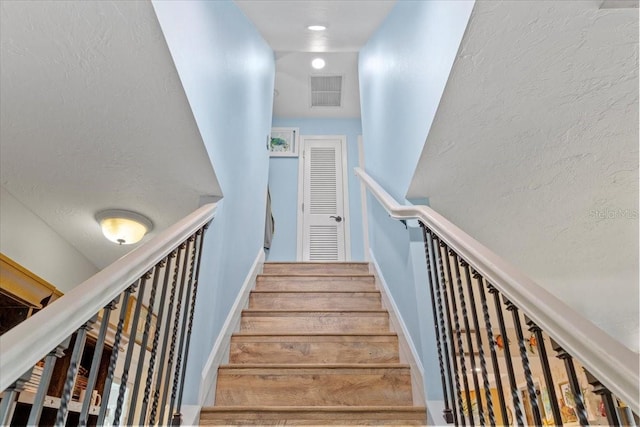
top-left (200, 262), bottom-right (427, 425)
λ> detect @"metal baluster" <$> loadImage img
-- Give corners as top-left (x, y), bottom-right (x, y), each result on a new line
top-left (0, 368), bottom-right (33, 425)
top-left (462, 265), bottom-right (488, 426)
top-left (154, 246), bottom-right (184, 425)
top-left (159, 241), bottom-right (190, 425)
top-left (488, 285), bottom-right (524, 427)
top-left (98, 290), bottom-right (130, 425)
top-left (55, 316), bottom-right (96, 427)
top-left (128, 262), bottom-right (164, 423)
top-left (443, 247), bottom-right (469, 426)
top-left (140, 252), bottom-right (176, 426)
top-left (451, 254), bottom-right (479, 426)
top-left (113, 274), bottom-right (150, 425)
top-left (551, 338), bottom-right (589, 426)
top-left (437, 237), bottom-right (464, 426)
top-left (169, 236), bottom-right (197, 425)
top-left (172, 227), bottom-right (207, 426)
top-left (431, 233), bottom-right (457, 425)
top-left (476, 275), bottom-right (509, 426)
top-left (526, 316), bottom-right (562, 426)
top-left (584, 369), bottom-right (620, 426)
top-left (419, 224), bottom-right (454, 424)
top-left (505, 300), bottom-right (542, 426)
top-left (27, 338), bottom-right (71, 426)
top-left (78, 300), bottom-right (116, 426)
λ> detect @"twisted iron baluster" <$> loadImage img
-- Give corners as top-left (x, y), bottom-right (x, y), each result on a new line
top-left (451, 254), bottom-right (477, 426)
top-left (154, 246), bottom-right (184, 425)
top-left (444, 248), bottom-right (469, 426)
top-left (141, 252), bottom-right (176, 425)
top-left (98, 289), bottom-right (131, 425)
top-left (128, 261), bottom-right (164, 423)
top-left (160, 241), bottom-right (190, 425)
top-left (173, 227), bottom-right (208, 426)
top-left (584, 369), bottom-right (620, 426)
top-left (0, 368), bottom-right (33, 425)
top-left (505, 299), bottom-right (542, 426)
top-left (475, 273), bottom-right (508, 426)
top-left (114, 273), bottom-right (150, 425)
top-left (526, 316), bottom-right (563, 426)
top-left (55, 316), bottom-right (96, 426)
top-left (488, 286), bottom-right (524, 427)
top-left (419, 224), bottom-right (454, 424)
top-left (551, 338), bottom-right (589, 426)
top-left (79, 299), bottom-right (117, 426)
top-left (169, 235), bottom-right (196, 425)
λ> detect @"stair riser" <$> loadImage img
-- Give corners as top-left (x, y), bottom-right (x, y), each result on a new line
top-left (263, 263), bottom-right (369, 275)
top-left (255, 276), bottom-right (376, 292)
top-left (229, 338), bottom-right (399, 364)
top-left (249, 293), bottom-right (381, 310)
top-left (215, 368), bottom-right (413, 406)
top-left (240, 313), bottom-right (390, 334)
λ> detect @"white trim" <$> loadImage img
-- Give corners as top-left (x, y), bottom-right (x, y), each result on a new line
top-left (0, 203), bottom-right (218, 391)
top-left (356, 167), bottom-right (639, 414)
top-left (357, 135), bottom-right (370, 261)
top-left (199, 249), bottom-right (264, 406)
top-left (296, 135), bottom-right (351, 261)
top-left (369, 250), bottom-right (426, 407)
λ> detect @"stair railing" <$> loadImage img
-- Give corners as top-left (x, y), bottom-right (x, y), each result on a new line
top-left (356, 167), bottom-right (639, 426)
top-left (0, 203), bottom-right (216, 426)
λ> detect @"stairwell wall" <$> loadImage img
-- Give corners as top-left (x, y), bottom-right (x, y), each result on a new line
top-left (152, 0), bottom-right (274, 405)
top-left (358, 0), bottom-right (474, 406)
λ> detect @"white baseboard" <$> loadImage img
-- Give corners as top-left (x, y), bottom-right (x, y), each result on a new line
top-left (198, 249), bottom-right (265, 406)
top-left (369, 250), bottom-right (426, 407)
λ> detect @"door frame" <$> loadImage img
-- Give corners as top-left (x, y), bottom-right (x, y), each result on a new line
top-left (296, 135), bottom-right (351, 261)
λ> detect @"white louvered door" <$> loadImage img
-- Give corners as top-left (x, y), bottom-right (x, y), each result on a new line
top-left (301, 137), bottom-right (346, 261)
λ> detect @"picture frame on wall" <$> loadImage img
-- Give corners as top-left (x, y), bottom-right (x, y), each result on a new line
top-left (269, 127), bottom-right (299, 157)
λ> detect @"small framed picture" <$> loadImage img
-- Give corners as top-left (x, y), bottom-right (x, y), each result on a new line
top-left (269, 127), bottom-right (299, 157)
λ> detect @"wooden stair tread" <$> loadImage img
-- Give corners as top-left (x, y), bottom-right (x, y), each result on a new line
top-left (220, 363), bottom-right (410, 369)
top-left (202, 405), bottom-right (427, 413)
top-left (243, 309), bottom-right (387, 313)
top-left (258, 273), bottom-right (374, 277)
top-left (232, 332), bottom-right (397, 337)
top-left (250, 289), bottom-right (380, 293)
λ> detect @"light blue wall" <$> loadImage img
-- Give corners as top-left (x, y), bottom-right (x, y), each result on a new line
top-left (153, 0), bottom-right (274, 404)
top-left (268, 118), bottom-right (364, 261)
top-left (358, 0), bottom-right (474, 408)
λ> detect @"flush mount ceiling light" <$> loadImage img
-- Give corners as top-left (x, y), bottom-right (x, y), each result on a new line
top-left (96, 209), bottom-right (153, 245)
top-left (311, 58), bottom-right (326, 70)
top-left (307, 25), bottom-right (326, 31)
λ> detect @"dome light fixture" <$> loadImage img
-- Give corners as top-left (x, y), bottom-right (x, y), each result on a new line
top-left (307, 25), bottom-right (326, 31)
top-left (96, 209), bottom-right (153, 245)
top-left (311, 58), bottom-right (326, 70)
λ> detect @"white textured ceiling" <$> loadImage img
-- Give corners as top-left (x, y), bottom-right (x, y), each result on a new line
top-left (0, 1), bottom-right (221, 269)
top-left (235, 0), bottom-right (396, 118)
top-left (408, 1), bottom-right (638, 349)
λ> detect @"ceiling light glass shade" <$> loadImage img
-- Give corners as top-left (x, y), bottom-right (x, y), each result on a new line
top-left (96, 209), bottom-right (153, 245)
top-left (307, 25), bottom-right (326, 31)
top-left (311, 58), bottom-right (326, 69)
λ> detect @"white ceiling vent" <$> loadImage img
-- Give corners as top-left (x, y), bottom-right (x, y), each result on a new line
top-left (310, 75), bottom-right (342, 107)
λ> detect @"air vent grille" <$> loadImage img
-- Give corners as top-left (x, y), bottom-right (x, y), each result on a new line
top-left (310, 76), bottom-right (342, 107)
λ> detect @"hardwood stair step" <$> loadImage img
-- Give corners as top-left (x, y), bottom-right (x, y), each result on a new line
top-left (256, 274), bottom-right (376, 292)
top-left (215, 364), bottom-right (413, 407)
top-left (263, 262), bottom-right (370, 275)
top-left (240, 310), bottom-right (390, 333)
top-left (230, 333), bottom-right (399, 364)
top-left (199, 406), bottom-right (427, 425)
top-left (249, 291), bottom-right (382, 310)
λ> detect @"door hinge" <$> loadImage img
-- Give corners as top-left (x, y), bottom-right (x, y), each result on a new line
top-left (302, 203), bottom-right (304, 212)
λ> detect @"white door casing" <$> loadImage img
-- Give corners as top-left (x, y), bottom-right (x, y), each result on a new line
top-left (297, 135), bottom-right (351, 261)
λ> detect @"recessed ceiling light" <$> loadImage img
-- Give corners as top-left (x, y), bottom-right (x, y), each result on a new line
top-left (311, 58), bottom-right (326, 70)
top-left (307, 25), bottom-right (326, 31)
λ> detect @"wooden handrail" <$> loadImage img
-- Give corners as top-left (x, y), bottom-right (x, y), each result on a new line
top-left (355, 167), bottom-right (639, 414)
top-left (0, 203), bottom-right (217, 391)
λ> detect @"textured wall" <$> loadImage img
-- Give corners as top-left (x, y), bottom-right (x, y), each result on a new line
top-left (153, 0), bottom-right (274, 404)
top-left (408, 1), bottom-right (639, 351)
top-left (268, 118), bottom-right (365, 262)
top-left (0, 186), bottom-right (98, 292)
